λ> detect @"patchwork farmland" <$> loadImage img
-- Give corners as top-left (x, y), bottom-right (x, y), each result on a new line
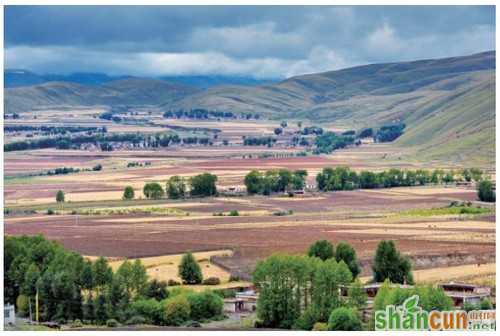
top-left (4, 119), bottom-right (495, 287)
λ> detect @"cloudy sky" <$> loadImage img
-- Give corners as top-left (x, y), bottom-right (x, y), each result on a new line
top-left (5, 6), bottom-right (495, 78)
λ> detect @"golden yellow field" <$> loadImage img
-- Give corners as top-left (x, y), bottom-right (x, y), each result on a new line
top-left (360, 263), bottom-right (496, 284)
top-left (89, 250), bottom-right (252, 291)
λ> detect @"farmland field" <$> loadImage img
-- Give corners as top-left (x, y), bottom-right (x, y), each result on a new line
top-left (4, 117), bottom-right (495, 285)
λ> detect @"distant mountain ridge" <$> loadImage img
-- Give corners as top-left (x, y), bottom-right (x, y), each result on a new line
top-left (4, 69), bottom-right (276, 89)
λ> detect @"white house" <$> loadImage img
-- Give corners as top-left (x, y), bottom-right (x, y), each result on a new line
top-left (4, 304), bottom-right (15, 326)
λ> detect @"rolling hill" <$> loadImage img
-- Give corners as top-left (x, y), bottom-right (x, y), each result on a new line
top-left (4, 51), bottom-right (495, 165)
top-left (4, 78), bottom-right (199, 114)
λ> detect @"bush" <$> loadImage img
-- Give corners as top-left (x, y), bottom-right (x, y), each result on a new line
top-left (312, 322), bottom-right (328, 331)
top-left (202, 277), bottom-right (221, 285)
top-left (130, 299), bottom-right (164, 325)
top-left (328, 307), bottom-right (362, 331)
top-left (125, 315), bottom-right (146, 325)
top-left (164, 295), bottom-right (191, 326)
top-left (480, 298), bottom-right (493, 310)
top-left (228, 275), bottom-right (240, 282)
top-left (186, 291), bottom-right (224, 321)
top-left (185, 320), bottom-right (202, 328)
top-left (293, 307), bottom-right (318, 330)
top-left (16, 294), bottom-right (29, 317)
top-left (47, 209), bottom-right (55, 215)
top-left (228, 210), bottom-right (239, 216)
top-left (168, 279), bottom-right (181, 286)
top-left (71, 319), bottom-right (83, 328)
top-left (213, 288), bottom-right (236, 298)
top-left (122, 186), bottom-right (135, 200)
top-left (106, 319), bottom-right (119, 328)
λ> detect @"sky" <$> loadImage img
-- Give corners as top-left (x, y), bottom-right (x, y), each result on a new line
top-left (5, 5), bottom-right (496, 79)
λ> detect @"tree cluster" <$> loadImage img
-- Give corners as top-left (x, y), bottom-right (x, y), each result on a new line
top-left (244, 169), bottom-right (308, 195)
top-left (243, 136), bottom-right (277, 147)
top-left (374, 123), bottom-right (406, 142)
top-left (314, 132), bottom-right (355, 154)
top-left (316, 167), bottom-right (484, 192)
top-left (5, 235), bottom-right (223, 327)
top-left (253, 254), bottom-right (354, 329)
top-left (141, 173), bottom-right (217, 200)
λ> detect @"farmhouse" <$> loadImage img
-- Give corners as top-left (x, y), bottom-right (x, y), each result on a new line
top-left (438, 282), bottom-right (492, 307)
top-left (223, 290), bottom-right (258, 313)
top-left (4, 304), bottom-right (15, 326)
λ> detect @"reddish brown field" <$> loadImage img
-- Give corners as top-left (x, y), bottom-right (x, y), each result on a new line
top-left (5, 187), bottom-right (494, 279)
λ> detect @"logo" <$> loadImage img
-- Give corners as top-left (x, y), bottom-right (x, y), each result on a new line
top-left (375, 295), bottom-right (496, 331)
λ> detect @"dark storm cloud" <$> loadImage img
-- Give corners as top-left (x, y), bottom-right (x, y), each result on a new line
top-left (5, 5), bottom-right (495, 77)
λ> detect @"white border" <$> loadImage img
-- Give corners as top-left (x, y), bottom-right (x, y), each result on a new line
top-left (0, 1), bottom-right (497, 335)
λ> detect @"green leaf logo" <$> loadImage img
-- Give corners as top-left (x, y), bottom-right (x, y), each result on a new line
top-left (404, 295), bottom-right (419, 313)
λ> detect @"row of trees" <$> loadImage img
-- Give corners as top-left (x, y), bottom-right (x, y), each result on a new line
top-left (316, 167), bottom-right (485, 191)
top-left (4, 125), bottom-right (106, 135)
top-left (126, 173), bottom-right (218, 200)
top-left (4, 131), bottom-right (218, 152)
top-left (253, 239), bottom-right (422, 330)
top-left (243, 136), bottom-right (277, 147)
top-left (4, 235), bottom-right (223, 326)
top-left (244, 169), bottom-right (308, 195)
top-left (164, 109), bottom-right (261, 121)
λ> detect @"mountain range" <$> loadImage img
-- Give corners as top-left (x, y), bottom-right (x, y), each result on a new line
top-left (4, 69), bottom-right (276, 89)
top-left (4, 51), bottom-right (495, 165)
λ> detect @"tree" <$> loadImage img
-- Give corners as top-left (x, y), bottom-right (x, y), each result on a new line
top-left (280, 121), bottom-right (288, 128)
top-left (144, 279), bottom-right (168, 301)
top-left (81, 260), bottom-right (94, 291)
top-left (189, 173), bottom-right (217, 197)
top-left (372, 240), bottom-right (414, 284)
top-left (443, 171), bottom-right (455, 184)
top-left (178, 252), bottom-right (203, 284)
top-left (478, 180), bottom-right (495, 202)
top-left (291, 170), bottom-right (308, 190)
top-left (328, 307), bottom-right (362, 331)
top-left (166, 176), bottom-right (186, 199)
top-left (92, 257), bottom-right (113, 293)
top-left (94, 293), bottom-right (109, 325)
top-left (143, 182), bottom-right (164, 199)
top-left (335, 242), bottom-right (361, 278)
top-left (274, 127), bottom-right (283, 135)
top-left (347, 279), bottom-right (367, 309)
top-left (311, 259), bottom-right (352, 321)
top-left (253, 255), bottom-right (313, 329)
top-left (56, 190), bottom-right (65, 203)
top-left (359, 171), bottom-right (378, 189)
top-left (131, 259), bottom-right (148, 295)
top-left (470, 168), bottom-right (484, 182)
top-left (244, 170), bottom-right (263, 194)
top-left (122, 186), bottom-right (135, 200)
top-left (307, 240), bottom-right (334, 261)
